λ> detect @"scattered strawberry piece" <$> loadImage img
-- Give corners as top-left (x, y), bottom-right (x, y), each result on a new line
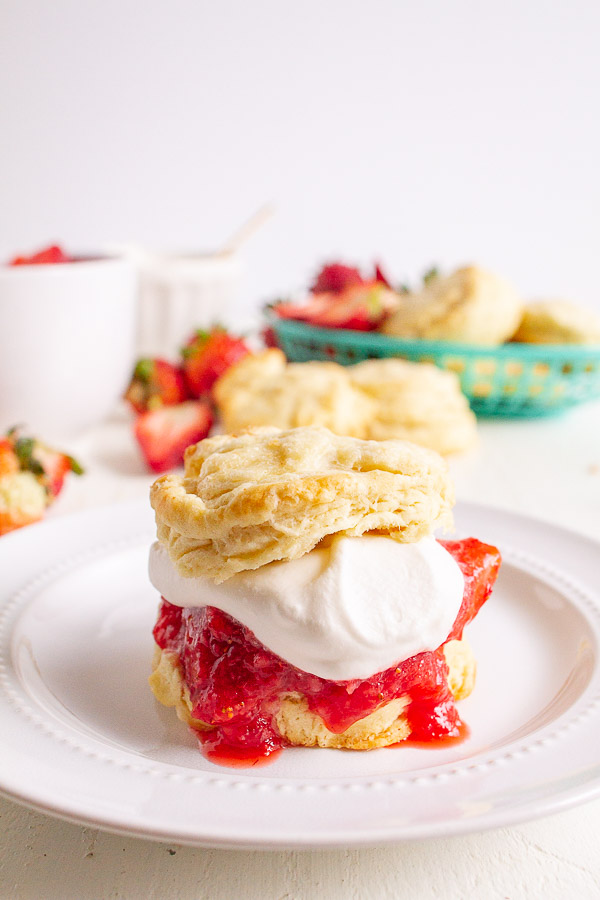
top-left (311, 263), bottom-right (364, 295)
top-left (134, 401), bottom-right (213, 473)
top-left (9, 431), bottom-right (84, 501)
top-left (0, 473), bottom-right (47, 536)
top-left (31, 444), bottom-right (84, 500)
top-left (274, 283), bottom-right (399, 331)
top-left (181, 328), bottom-right (250, 398)
top-left (9, 245), bottom-right (72, 266)
top-left (125, 358), bottom-right (188, 414)
top-left (0, 429), bottom-right (84, 535)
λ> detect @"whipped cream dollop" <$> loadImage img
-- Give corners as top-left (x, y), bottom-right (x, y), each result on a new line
top-left (149, 535), bottom-right (464, 681)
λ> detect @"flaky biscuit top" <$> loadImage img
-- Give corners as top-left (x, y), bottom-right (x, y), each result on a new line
top-left (150, 426), bottom-right (454, 583)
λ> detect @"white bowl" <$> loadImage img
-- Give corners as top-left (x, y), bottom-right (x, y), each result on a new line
top-left (0, 257), bottom-right (137, 440)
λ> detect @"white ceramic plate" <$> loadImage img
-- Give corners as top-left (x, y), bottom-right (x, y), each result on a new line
top-left (1, 500), bottom-right (600, 849)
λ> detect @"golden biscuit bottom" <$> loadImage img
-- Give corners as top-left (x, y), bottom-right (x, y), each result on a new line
top-left (149, 638), bottom-right (476, 751)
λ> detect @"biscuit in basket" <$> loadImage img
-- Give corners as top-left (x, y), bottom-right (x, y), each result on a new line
top-left (150, 425), bottom-right (454, 583)
top-left (512, 300), bottom-right (600, 344)
top-left (381, 265), bottom-right (522, 345)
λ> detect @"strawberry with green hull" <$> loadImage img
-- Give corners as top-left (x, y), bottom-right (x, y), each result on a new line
top-left (125, 358), bottom-right (188, 414)
top-left (181, 328), bottom-right (250, 397)
top-left (0, 429), bottom-right (84, 536)
top-left (134, 401), bottom-right (213, 473)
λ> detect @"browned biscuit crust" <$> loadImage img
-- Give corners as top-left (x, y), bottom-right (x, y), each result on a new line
top-left (151, 426), bottom-right (454, 583)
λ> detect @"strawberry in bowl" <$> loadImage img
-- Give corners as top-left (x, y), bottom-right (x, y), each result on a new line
top-left (8, 244), bottom-right (73, 266)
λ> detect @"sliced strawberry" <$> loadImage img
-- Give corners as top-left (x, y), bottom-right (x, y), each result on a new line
top-left (181, 328), bottom-right (250, 398)
top-left (274, 284), bottom-right (399, 331)
top-left (273, 293), bottom-right (339, 323)
top-left (10, 245), bottom-right (71, 266)
top-left (125, 358), bottom-right (188, 414)
top-left (32, 445), bottom-right (83, 499)
top-left (134, 401), bottom-right (213, 473)
top-left (311, 263), bottom-right (364, 294)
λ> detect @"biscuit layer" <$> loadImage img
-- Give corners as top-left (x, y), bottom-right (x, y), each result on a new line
top-left (149, 638), bottom-right (475, 751)
top-left (150, 426), bottom-right (454, 583)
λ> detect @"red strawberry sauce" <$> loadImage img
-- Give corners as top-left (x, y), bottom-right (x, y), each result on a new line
top-left (153, 538), bottom-right (501, 766)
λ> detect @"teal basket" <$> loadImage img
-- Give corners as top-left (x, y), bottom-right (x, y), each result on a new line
top-left (266, 314), bottom-right (600, 417)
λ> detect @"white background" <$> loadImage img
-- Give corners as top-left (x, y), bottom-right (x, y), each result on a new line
top-left (2, 0), bottom-right (600, 314)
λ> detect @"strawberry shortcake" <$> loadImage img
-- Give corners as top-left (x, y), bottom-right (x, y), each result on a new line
top-left (148, 426), bottom-right (500, 765)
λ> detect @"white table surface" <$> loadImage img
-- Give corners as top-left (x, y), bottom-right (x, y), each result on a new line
top-left (2, 402), bottom-right (600, 900)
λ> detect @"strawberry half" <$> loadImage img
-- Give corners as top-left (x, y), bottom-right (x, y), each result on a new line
top-left (32, 444), bottom-right (84, 500)
top-left (10, 244), bottom-right (72, 266)
top-left (134, 400), bottom-right (213, 473)
top-left (181, 328), bottom-right (250, 398)
top-left (311, 263), bottom-right (364, 295)
top-left (125, 358), bottom-right (188, 414)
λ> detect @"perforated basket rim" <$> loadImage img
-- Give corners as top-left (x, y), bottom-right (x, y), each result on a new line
top-left (266, 313), bottom-right (600, 362)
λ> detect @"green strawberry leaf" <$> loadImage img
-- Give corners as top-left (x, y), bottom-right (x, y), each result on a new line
top-left (133, 358), bottom-right (155, 382)
top-left (66, 455), bottom-right (85, 476)
top-left (14, 437), bottom-right (44, 475)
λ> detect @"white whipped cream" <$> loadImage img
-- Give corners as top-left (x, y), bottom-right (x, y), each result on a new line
top-left (149, 535), bottom-right (464, 681)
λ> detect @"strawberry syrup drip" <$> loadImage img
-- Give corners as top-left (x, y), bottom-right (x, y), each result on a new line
top-left (153, 538), bottom-right (501, 765)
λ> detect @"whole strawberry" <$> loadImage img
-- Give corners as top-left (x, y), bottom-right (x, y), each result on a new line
top-left (181, 328), bottom-right (250, 398)
top-left (311, 263), bottom-right (364, 294)
top-left (125, 358), bottom-right (188, 414)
